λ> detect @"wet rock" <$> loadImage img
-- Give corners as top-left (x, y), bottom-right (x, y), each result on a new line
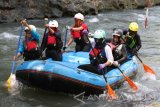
top-left (0, 0), bottom-right (160, 23)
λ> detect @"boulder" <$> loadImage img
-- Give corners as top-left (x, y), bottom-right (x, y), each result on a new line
top-left (0, 0), bottom-right (160, 23)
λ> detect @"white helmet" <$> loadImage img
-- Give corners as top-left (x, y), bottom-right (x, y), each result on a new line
top-left (93, 30), bottom-right (106, 39)
top-left (74, 13), bottom-right (84, 21)
top-left (25, 25), bottom-right (36, 31)
top-left (48, 20), bottom-right (58, 28)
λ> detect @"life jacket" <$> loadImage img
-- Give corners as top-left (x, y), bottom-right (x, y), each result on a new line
top-left (25, 39), bottom-right (38, 51)
top-left (108, 41), bottom-right (123, 61)
top-left (23, 37), bottom-right (40, 61)
top-left (47, 32), bottom-right (57, 46)
top-left (125, 32), bottom-right (136, 49)
top-left (46, 32), bottom-right (63, 50)
top-left (70, 23), bottom-right (89, 43)
top-left (89, 48), bottom-right (101, 57)
top-left (89, 47), bottom-right (107, 66)
top-left (107, 42), bottom-right (118, 51)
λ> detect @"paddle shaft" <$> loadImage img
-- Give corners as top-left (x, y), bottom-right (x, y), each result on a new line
top-left (11, 25), bottom-right (24, 74)
top-left (117, 66), bottom-right (130, 78)
top-left (40, 18), bottom-right (48, 54)
top-left (117, 66), bottom-right (127, 78)
top-left (117, 66), bottom-right (124, 74)
top-left (40, 27), bottom-right (47, 49)
top-left (63, 28), bottom-right (68, 51)
top-left (134, 54), bottom-right (142, 63)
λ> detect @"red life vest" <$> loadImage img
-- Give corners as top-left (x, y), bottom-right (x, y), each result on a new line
top-left (89, 48), bottom-right (101, 57)
top-left (26, 40), bottom-right (37, 51)
top-left (47, 33), bottom-right (57, 46)
top-left (89, 47), bottom-right (107, 65)
top-left (70, 23), bottom-right (88, 39)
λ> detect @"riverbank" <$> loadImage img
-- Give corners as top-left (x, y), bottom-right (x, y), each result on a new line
top-left (0, 5), bottom-right (160, 107)
top-left (0, 0), bottom-right (160, 23)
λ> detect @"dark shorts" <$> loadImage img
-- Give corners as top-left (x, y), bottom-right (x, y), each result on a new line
top-left (23, 48), bottom-right (40, 61)
top-left (45, 48), bottom-right (62, 61)
top-left (75, 43), bottom-right (91, 52)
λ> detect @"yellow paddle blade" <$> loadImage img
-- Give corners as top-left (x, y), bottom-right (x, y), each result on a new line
top-left (5, 75), bottom-right (12, 91)
top-left (6, 74), bottom-right (15, 87)
top-left (5, 74), bottom-right (17, 92)
top-left (142, 63), bottom-right (156, 75)
top-left (107, 83), bottom-right (117, 99)
top-left (123, 74), bottom-right (138, 90)
top-left (6, 75), bottom-right (11, 86)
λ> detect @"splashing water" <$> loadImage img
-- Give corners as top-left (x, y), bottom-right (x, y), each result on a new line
top-left (88, 17), bottom-right (99, 23)
top-left (140, 72), bottom-right (156, 81)
top-left (0, 32), bottom-right (18, 40)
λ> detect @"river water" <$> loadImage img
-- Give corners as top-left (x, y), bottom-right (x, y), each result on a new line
top-left (0, 6), bottom-right (160, 107)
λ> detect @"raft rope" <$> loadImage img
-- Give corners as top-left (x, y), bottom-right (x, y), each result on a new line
top-left (42, 60), bottom-right (132, 79)
top-left (14, 58), bottom-right (134, 79)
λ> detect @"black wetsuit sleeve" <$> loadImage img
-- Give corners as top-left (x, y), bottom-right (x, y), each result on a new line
top-left (135, 34), bottom-right (141, 51)
top-left (123, 29), bottom-right (128, 35)
top-left (54, 30), bottom-right (61, 39)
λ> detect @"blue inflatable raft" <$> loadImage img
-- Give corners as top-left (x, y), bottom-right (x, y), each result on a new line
top-left (16, 52), bottom-right (138, 95)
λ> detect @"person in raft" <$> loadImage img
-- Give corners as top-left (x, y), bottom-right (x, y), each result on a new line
top-left (78, 30), bottom-right (114, 75)
top-left (40, 20), bottom-right (63, 61)
top-left (63, 13), bottom-right (91, 52)
top-left (14, 20), bottom-right (41, 61)
top-left (123, 22), bottom-right (142, 59)
top-left (108, 29), bottom-right (128, 67)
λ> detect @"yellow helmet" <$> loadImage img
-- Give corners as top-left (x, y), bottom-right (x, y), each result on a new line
top-left (129, 22), bottom-right (139, 32)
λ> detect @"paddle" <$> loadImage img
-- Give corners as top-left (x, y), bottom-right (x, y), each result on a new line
top-left (6, 25), bottom-right (24, 86)
top-left (117, 66), bottom-right (138, 90)
top-left (135, 54), bottom-right (156, 75)
top-left (121, 37), bottom-right (156, 76)
top-left (85, 32), bottom-right (117, 99)
top-left (40, 18), bottom-right (48, 56)
top-left (63, 27), bottom-right (68, 52)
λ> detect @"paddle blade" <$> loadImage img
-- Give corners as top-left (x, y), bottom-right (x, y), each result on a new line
top-left (5, 74), bottom-right (16, 88)
top-left (142, 63), bottom-right (156, 75)
top-left (123, 74), bottom-right (138, 90)
top-left (5, 74), bottom-right (13, 89)
top-left (6, 75), bottom-right (11, 86)
top-left (106, 83), bottom-right (117, 99)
